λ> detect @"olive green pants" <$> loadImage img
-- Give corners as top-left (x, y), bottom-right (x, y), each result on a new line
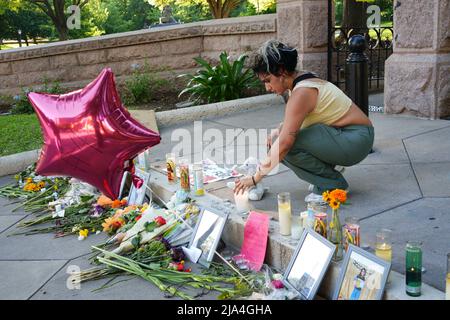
top-left (280, 124), bottom-right (374, 194)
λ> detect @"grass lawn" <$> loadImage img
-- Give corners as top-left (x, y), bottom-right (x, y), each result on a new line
top-left (0, 114), bottom-right (43, 157)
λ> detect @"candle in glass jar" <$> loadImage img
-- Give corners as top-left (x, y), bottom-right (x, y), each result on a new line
top-left (313, 212), bottom-right (327, 238)
top-left (291, 215), bottom-right (303, 240)
top-left (192, 163), bottom-right (204, 196)
top-left (178, 158), bottom-right (190, 192)
top-left (234, 190), bottom-right (250, 214)
top-left (165, 153), bottom-right (176, 183)
top-left (405, 241), bottom-right (422, 297)
top-left (343, 217), bottom-right (360, 251)
top-left (278, 192), bottom-right (291, 236)
top-left (375, 228), bottom-right (392, 262)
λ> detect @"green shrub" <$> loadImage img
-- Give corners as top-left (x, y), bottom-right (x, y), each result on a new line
top-left (178, 52), bottom-right (260, 104)
top-left (10, 79), bottom-right (66, 115)
top-left (121, 63), bottom-right (169, 106)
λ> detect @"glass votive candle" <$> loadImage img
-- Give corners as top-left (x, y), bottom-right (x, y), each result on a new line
top-left (375, 228), bottom-right (392, 262)
top-left (192, 163), bottom-right (205, 196)
top-left (291, 215), bottom-right (303, 240)
top-left (165, 153), bottom-right (176, 183)
top-left (405, 241), bottom-right (422, 297)
top-left (178, 158), bottom-right (190, 192)
top-left (343, 217), bottom-right (360, 251)
top-left (278, 192), bottom-right (292, 236)
top-left (234, 189), bottom-right (250, 214)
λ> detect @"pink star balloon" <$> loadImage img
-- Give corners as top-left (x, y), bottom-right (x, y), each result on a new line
top-left (28, 68), bottom-right (161, 199)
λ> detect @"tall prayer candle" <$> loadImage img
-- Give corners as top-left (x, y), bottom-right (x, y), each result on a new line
top-left (278, 192), bottom-right (291, 236)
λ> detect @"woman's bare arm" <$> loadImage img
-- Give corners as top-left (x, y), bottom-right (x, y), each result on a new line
top-left (257, 87), bottom-right (318, 177)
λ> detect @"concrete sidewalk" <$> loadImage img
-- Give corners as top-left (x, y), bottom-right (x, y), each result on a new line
top-left (1, 98), bottom-right (449, 299)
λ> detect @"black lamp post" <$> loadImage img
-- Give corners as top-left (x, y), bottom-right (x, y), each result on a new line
top-left (18, 29), bottom-right (22, 47)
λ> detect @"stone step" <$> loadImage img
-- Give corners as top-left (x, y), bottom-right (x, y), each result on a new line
top-left (148, 168), bottom-right (445, 300)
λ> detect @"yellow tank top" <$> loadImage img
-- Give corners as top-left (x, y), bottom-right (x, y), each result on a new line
top-left (291, 80), bottom-right (352, 129)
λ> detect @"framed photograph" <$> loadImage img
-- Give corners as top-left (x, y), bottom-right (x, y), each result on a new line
top-left (188, 207), bottom-right (229, 268)
top-left (282, 227), bottom-right (336, 300)
top-left (333, 244), bottom-right (391, 300)
top-left (127, 167), bottom-right (151, 205)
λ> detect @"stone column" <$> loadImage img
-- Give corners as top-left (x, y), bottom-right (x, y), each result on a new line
top-left (277, 0), bottom-right (329, 79)
top-left (384, 0), bottom-right (450, 119)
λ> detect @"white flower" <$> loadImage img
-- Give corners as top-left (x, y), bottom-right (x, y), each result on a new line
top-left (78, 235), bottom-right (86, 241)
top-left (52, 209), bottom-right (65, 219)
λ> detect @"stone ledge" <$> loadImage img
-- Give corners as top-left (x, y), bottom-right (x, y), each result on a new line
top-left (155, 94), bottom-right (284, 127)
top-left (0, 149), bottom-right (41, 177)
top-left (0, 15), bottom-right (276, 63)
top-left (148, 169), bottom-right (445, 300)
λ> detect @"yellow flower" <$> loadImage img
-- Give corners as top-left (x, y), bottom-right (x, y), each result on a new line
top-left (79, 229), bottom-right (89, 238)
top-left (329, 198), bottom-right (340, 210)
top-left (330, 189), bottom-right (347, 203)
top-left (322, 191), bottom-right (332, 203)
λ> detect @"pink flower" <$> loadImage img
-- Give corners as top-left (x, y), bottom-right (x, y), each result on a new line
top-left (271, 280), bottom-right (284, 289)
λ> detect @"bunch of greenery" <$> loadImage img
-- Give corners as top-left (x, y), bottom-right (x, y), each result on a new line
top-left (178, 52), bottom-right (260, 104)
top-left (121, 62), bottom-right (169, 106)
top-left (10, 78), bottom-right (65, 114)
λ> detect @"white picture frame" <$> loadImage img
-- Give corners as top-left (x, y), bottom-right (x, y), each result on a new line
top-left (127, 167), bottom-right (151, 205)
top-left (188, 207), bottom-right (229, 268)
top-left (282, 227), bottom-right (336, 300)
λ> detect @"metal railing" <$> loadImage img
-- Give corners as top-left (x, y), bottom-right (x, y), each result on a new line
top-left (327, 26), bottom-right (393, 92)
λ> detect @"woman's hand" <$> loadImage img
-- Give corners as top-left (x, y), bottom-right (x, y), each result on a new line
top-left (233, 173), bottom-right (262, 194)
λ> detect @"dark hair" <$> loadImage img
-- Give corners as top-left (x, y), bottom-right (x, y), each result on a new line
top-left (250, 40), bottom-right (298, 76)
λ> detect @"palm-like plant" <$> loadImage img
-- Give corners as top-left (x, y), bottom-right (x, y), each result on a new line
top-left (206, 0), bottom-right (241, 18)
top-left (178, 52), bottom-right (260, 104)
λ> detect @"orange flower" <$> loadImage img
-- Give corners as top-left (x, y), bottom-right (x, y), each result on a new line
top-left (120, 199), bottom-right (127, 206)
top-left (97, 195), bottom-right (113, 207)
top-left (111, 199), bottom-right (122, 208)
top-left (330, 189), bottom-right (347, 203)
top-left (102, 217), bottom-right (125, 233)
top-left (123, 205), bottom-right (137, 214)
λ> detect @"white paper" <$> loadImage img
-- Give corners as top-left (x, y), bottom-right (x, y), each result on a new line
top-left (182, 246), bottom-right (202, 263)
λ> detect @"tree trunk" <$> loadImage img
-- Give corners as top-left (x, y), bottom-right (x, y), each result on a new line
top-left (28, 0), bottom-right (73, 41)
top-left (342, 0), bottom-right (368, 31)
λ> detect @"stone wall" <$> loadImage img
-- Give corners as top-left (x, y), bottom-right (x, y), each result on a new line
top-left (0, 15), bottom-right (276, 96)
top-left (384, 0), bottom-right (450, 119)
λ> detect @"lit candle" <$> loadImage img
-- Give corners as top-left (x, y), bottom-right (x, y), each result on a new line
top-left (375, 228), bottom-right (392, 262)
top-left (278, 192), bottom-right (291, 236)
top-left (234, 190), bottom-right (250, 214)
top-left (405, 241), bottom-right (422, 297)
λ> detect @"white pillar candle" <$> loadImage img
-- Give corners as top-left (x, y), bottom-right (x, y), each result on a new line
top-left (278, 201), bottom-right (291, 236)
top-left (234, 190), bottom-right (250, 214)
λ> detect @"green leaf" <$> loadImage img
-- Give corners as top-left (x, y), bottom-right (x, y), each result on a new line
top-left (144, 221), bottom-right (156, 233)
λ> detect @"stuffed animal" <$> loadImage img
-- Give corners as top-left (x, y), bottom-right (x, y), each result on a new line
top-left (227, 157), bottom-right (267, 201)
